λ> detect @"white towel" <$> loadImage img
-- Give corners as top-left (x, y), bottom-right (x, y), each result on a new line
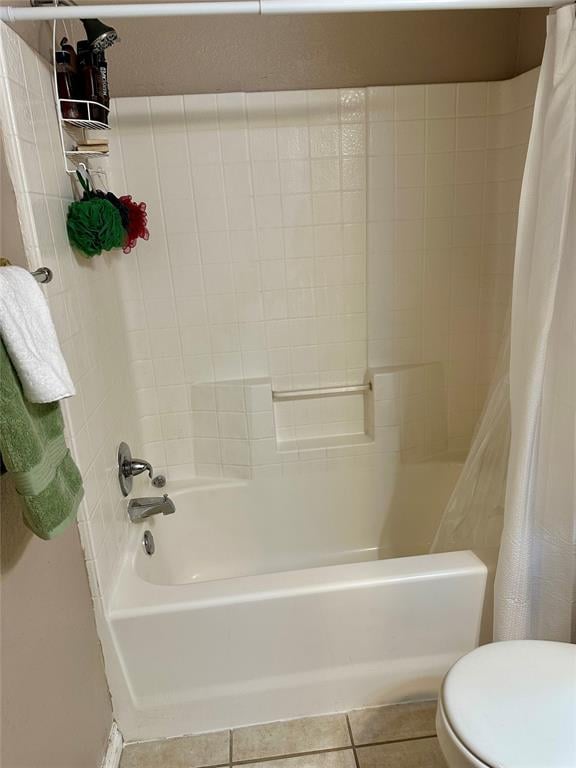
top-left (0, 266), bottom-right (75, 403)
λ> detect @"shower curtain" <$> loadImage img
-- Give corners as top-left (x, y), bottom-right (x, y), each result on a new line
top-left (494, 3), bottom-right (576, 642)
top-left (430, 327), bottom-right (510, 558)
top-left (433, 3), bottom-right (576, 643)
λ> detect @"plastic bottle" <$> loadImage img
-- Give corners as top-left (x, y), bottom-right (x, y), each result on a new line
top-left (95, 50), bottom-right (110, 116)
top-left (77, 40), bottom-right (107, 125)
top-left (55, 50), bottom-right (82, 120)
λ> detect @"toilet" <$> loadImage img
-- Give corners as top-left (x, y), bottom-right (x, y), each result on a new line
top-left (436, 640), bottom-right (576, 768)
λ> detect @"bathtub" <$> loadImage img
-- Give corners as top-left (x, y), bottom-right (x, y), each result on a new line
top-left (108, 458), bottom-right (487, 740)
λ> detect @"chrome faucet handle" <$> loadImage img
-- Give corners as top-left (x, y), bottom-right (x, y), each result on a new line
top-left (118, 442), bottom-right (154, 497)
top-left (127, 459), bottom-right (153, 479)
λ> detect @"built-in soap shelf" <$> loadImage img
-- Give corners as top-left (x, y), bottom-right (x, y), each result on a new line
top-left (189, 363), bottom-right (448, 479)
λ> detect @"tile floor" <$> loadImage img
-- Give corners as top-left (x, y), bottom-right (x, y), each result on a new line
top-left (120, 701), bottom-right (447, 768)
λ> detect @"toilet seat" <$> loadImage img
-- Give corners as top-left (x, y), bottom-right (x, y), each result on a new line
top-left (438, 640), bottom-right (576, 768)
top-left (437, 696), bottom-right (490, 768)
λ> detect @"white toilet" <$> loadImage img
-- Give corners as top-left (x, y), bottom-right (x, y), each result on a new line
top-left (436, 640), bottom-right (576, 768)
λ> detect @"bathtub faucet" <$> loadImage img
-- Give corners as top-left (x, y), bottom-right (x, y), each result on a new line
top-left (118, 442), bottom-right (157, 497)
top-left (128, 494), bottom-right (176, 522)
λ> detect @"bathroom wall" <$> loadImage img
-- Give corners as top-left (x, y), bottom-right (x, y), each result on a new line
top-left (516, 8), bottom-right (548, 73)
top-left (1, 486), bottom-right (114, 768)
top-left (0, 21), bottom-right (141, 612)
top-left (0, 1), bottom-right (547, 96)
top-left (109, 69), bottom-right (536, 478)
top-left (105, 10), bottom-right (547, 96)
top-left (0, 140), bottom-right (113, 768)
top-left (0, 0), bottom-right (54, 64)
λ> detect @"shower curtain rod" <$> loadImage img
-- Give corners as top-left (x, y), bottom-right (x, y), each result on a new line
top-left (0, 0), bottom-right (566, 21)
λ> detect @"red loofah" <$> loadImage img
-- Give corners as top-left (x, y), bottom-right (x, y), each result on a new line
top-left (119, 195), bottom-right (149, 254)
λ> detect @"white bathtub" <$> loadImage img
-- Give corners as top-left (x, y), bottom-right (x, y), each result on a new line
top-left (108, 459), bottom-right (486, 740)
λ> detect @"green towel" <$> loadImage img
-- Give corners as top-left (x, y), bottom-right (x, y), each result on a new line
top-left (0, 338), bottom-right (83, 539)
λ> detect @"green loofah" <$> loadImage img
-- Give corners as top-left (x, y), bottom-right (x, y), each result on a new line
top-left (67, 197), bottom-right (126, 258)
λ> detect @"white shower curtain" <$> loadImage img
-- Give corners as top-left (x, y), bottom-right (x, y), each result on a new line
top-left (494, 3), bottom-right (576, 642)
top-left (430, 326), bottom-right (510, 558)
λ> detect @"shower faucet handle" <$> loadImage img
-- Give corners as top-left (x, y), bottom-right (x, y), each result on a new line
top-left (126, 458), bottom-right (153, 479)
top-left (118, 442), bottom-right (153, 497)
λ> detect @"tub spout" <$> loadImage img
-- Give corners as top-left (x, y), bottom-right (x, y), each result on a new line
top-left (128, 494), bottom-right (176, 522)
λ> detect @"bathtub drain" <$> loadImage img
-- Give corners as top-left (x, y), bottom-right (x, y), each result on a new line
top-left (142, 530), bottom-right (155, 556)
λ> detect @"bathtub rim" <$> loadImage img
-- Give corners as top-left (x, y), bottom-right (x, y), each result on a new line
top-left (109, 549), bottom-right (486, 619)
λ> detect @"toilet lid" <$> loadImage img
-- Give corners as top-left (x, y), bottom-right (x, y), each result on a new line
top-left (442, 640), bottom-right (576, 768)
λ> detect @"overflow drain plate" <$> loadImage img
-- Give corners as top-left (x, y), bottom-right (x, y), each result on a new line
top-left (142, 530), bottom-right (155, 556)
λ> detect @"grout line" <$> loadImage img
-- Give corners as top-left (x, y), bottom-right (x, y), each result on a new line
top-left (345, 714), bottom-right (361, 768)
top-left (355, 734), bottom-right (438, 750)
top-left (229, 733), bottom-right (438, 768)
top-left (123, 753), bottom-right (230, 768)
top-left (230, 729), bottom-right (234, 766)
top-left (232, 746), bottom-right (352, 766)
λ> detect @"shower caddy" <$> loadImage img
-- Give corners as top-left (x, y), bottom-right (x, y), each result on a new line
top-left (50, 20), bottom-right (110, 176)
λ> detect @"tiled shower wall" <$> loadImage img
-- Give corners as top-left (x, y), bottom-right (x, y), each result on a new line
top-left (110, 89), bottom-right (369, 476)
top-left (0, 23), bottom-right (139, 606)
top-left (367, 74), bottom-right (536, 452)
top-left (110, 71), bottom-right (536, 476)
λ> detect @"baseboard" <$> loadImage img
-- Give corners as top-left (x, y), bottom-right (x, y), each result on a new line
top-left (101, 722), bottom-right (123, 768)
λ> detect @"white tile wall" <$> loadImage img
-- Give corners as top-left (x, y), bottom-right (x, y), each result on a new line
top-left (111, 72), bottom-right (535, 472)
top-left (0, 23), bottom-right (141, 607)
top-left (367, 73), bottom-right (537, 452)
top-left (110, 89), bottom-right (368, 476)
top-left (189, 365), bottom-right (445, 479)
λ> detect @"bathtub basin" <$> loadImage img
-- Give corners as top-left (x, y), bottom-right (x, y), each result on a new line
top-left (108, 458), bottom-right (486, 740)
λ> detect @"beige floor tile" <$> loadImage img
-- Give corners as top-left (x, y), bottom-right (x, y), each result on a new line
top-left (348, 701), bottom-right (437, 746)
top-left (240, 749), bottom-right (356, 768)
top-left (120, 730), bottom-right (230, 768)
top-left (357, 738), bottom-right (447, 768)
top-left (232, 715), bottom-right (351, 762)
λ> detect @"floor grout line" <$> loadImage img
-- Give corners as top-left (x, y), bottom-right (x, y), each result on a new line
top-left (231, 746), bottom-right (353, 766)
top-left (355, 734), bottom-right (438, 749)
top-left (230, 728), bottom-right (234, 766)
top-left (229, 734), bottom-right (438, 767)
top-left (345, 714), bottom-right (361, 768)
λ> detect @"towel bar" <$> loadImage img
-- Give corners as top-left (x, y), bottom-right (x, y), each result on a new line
top-left (31, 267), bottom-right (53, 284)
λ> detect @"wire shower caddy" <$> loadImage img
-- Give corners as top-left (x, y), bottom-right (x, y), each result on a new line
top-left (51, 16), bottom-right (110, 177)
